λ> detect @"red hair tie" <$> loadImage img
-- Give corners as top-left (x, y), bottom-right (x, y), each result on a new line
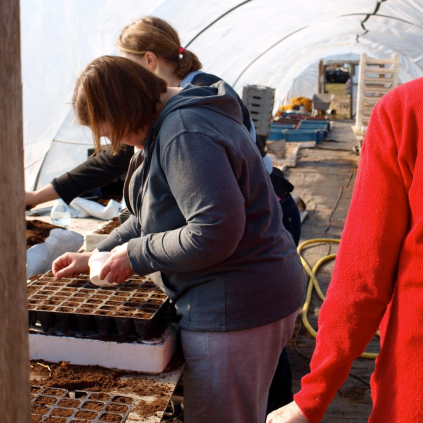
top-left (178, 47), bottom-right (186, 55)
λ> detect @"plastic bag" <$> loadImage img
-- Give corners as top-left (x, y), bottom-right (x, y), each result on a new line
top-left (27, 228), bottom-right (83, 278)
top-left (69, 197), bottom-right (122, 220)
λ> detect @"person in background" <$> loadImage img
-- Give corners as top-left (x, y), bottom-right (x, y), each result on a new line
top-left (53, 55), bottom-right (306, 423)
top-left (267, 78), bottom-right (423, 423)
top-left (26, 16), bottom-right (300, 411)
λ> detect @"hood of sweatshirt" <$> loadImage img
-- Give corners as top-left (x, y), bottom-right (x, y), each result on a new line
top-left (150, 81), bottom-right (244, 137)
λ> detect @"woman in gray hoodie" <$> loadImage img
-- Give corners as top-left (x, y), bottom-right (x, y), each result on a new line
top-left (53, 55), bottom-right (305, 423)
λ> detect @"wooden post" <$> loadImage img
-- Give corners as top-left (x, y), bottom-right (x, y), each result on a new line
top-left (355, 53), bottom-right (367, 131)
top-left (0, 1), bottom-right (31, 422)
top-left (318, 60), bottom-right (325, 94)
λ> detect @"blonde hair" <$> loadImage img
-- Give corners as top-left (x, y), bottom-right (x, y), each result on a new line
top-left (117, 16), bottom-right (202, 80)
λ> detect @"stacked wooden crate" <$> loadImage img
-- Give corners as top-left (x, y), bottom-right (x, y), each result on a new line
top-left (354, 53), bottom-right (399, 150)
top-left (242, 85), bottom-right (275, 138)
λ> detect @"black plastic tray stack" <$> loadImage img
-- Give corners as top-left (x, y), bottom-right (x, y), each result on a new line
top-left (31, 385), bottom-right (134, 422)
top-left (28, 272), bottom-right (168, 339)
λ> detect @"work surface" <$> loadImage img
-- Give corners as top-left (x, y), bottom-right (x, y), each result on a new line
top-left (285, 120), bottom-right (376, 422)
top-left (30, 354), bottom-right (184, 422)
top-left (27, 200), bottom-right (102, 238)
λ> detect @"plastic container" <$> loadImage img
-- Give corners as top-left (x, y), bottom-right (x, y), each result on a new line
top-left (297, 122), bottom-right (329, 137)
top-left (282, 129), bottom-right (325, 144)
top-left (88, 252), bottom-right (117, 286)
top-left (50, 199), bottom-right (71, 227)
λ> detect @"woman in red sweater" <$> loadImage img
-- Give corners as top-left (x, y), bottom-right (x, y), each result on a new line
top-left (267, 77), bottom-right (423, 423)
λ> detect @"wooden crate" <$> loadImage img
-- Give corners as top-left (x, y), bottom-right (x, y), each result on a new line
top-left (354, 53), bottom-right (399, 151)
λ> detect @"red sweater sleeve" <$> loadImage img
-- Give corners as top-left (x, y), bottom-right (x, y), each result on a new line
top-left (294, 85), bottom-right (413, 422)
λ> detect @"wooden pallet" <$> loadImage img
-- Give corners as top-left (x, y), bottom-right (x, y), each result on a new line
top-left (354, 53), bottom-right (399, 151)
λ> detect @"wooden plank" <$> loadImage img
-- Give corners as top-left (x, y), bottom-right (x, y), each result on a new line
top-left (364, 68), bottom-right (395, 74)
top-left (0, 1), bottom-right (31, 422)
top-left (362, 99), bottom-right (380, 106)
top-left (364, 78), bottom-right (395, 84)
top-left (366, 57), bottom-right (399, 65)
top-left (363, 87), bottom-right (392, 94)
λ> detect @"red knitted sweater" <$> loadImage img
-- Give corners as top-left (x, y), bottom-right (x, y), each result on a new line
top-left (294, 77), bottom-right (423, 422)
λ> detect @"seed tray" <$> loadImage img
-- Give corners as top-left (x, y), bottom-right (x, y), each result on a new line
top-left (31, 385), bottom-right (133, 423)
top-left (28, 272), bottom-right (168, 339)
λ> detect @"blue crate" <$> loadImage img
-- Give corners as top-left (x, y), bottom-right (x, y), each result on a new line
top-left (268, 123), bottom-right (296, 140)
top-left (281, 129), bottom-right (324, 144)
top-left (297, 122), bottom-right (329, 138)
top-left (298, 121), bottom-right (330, 132)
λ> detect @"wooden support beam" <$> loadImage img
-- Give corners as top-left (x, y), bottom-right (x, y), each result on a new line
top-left (0, 1), bottom-right (30, 422)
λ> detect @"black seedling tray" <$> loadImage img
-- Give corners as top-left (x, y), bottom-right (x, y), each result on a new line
top-left (28, 272), bottom-right (168, 339)
top-left (31, 385), bottom-right (134, 422)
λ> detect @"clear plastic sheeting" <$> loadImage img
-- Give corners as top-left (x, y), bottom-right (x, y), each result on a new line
top-left (22, 0), bottom-right (423, 190)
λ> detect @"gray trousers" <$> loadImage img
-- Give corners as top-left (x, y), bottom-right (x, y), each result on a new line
top-left (181, 311), bottom-right (298, 423)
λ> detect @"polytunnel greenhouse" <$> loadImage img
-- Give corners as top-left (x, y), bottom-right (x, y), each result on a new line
top-left (1, 1), bottom-right (423, 422)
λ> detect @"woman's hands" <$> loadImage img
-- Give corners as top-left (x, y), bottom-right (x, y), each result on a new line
top-left (52, 244), bottom-right (135, 283)
top-left (52, 252), bottom-right (92, 279)
top-left (99, 243), bottom-right (135, 284)
top-left (266, 402), bottom-right (308, 423)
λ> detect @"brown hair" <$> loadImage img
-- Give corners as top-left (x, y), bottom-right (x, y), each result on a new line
top-left (73, 55), bottom-right (167, 154)
top-left (117, 16), bottom-right (202, 80)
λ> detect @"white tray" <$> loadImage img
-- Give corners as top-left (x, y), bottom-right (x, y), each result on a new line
top-left (29, 324), bottom-right (178, 374)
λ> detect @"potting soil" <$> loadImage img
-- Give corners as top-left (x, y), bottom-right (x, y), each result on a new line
top-left (31, 384), bottom-right (133, 422)
top-left (30, 360), bottom-right (173, 421)
top-left (27, 220), bottom-right (63, 249)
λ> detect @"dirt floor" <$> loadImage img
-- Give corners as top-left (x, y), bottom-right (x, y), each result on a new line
top-left (284, 120), bottom-right (377, 422)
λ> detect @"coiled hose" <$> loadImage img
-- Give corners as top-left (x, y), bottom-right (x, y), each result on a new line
top-left (298, 238), bottom-right (379, 359)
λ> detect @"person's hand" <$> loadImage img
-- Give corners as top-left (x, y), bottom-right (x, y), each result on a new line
top-left (52, 252), bottom-right (92, 279)
top-left (99, 243), bottom-right (135, 284)
top-left (266, 401), bottom-right (308, 423)
top-left (111, 242), bottom-right (128, 254)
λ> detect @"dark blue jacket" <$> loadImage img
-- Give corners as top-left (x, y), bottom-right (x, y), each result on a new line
top-left (97, 82), bottom-right (305, 331)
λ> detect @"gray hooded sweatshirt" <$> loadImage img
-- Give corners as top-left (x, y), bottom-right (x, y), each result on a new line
top-left (97, 81), bottom-right (305, 332)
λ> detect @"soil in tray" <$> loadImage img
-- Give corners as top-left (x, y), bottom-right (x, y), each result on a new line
top-left (27, 219), bottom-right (63, 249)
top-left (74, 410), bottom-right (98, 419)
top-left (59, 399), bottom-right (81, 408)
top-left (99, 414), bottom-right (121, 422)
top-left (51, 408), bottom-right (74, 417)
top-left (82, 401), bottom-right (104, 411)
top-left (106, 404), bottom-right (128, 413)
top-left (94, 217), bottom-right (121, 235)
top-left (30, 361), bottom-right (172, 418)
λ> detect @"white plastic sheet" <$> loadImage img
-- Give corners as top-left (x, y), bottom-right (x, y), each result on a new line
top-left (26, 228), bottom-right (83, 278)
top-left (22, 0), bottom-right (423, 190)
top-left (69, 197), bottom-right (122, 220)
